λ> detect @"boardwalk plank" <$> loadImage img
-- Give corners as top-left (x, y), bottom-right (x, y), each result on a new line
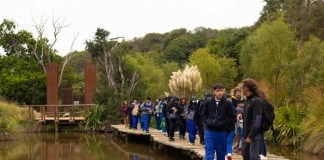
top-left (111, 125), bottom-right (288, 160)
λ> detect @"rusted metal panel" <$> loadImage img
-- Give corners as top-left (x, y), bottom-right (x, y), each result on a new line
top-left (84, 62), bottom-right (96, 104)
top-left (46, 63), bottom-right (58, 113)
top-left (62, 85), bottom-right (73, 105)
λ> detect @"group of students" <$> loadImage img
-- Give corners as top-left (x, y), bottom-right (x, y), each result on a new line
top-left (120, 78), bottom-right (270, 160)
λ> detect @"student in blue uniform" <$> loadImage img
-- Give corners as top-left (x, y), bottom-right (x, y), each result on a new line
top-left (141, 97), bottom-right (153, 133)
top-left (131, 98), bottom-right (141, 129)
top-left (187, 96), bottom-right (198, 145)
top-left (202, 83), bottom-right (236, 160)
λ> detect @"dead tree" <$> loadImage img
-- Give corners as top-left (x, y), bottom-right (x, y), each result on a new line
top-left (30, 16), bottom-right (77, 88)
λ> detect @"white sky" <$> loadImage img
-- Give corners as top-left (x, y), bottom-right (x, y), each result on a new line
top-left (0, 0), bottom-right (265, 56)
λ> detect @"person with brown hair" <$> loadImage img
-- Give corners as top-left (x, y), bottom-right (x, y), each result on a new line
top-left (120, 100), bottom-right (129, 128)
top-left (241, 78), bottom-right (268, 160)
top-left (178, 96), bottom-right (187, 140)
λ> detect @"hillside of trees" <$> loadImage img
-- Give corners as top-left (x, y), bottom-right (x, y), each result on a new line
top-left (0, 0), bottom-right (323, 154)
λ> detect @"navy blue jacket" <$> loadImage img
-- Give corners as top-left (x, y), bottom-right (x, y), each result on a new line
top-left (201, 96), bottom-right (236, 132)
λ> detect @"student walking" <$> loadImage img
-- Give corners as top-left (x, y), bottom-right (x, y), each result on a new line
top-left (178, 97), bottom-right (187, 140)
top-left (167, 96), bottom-right (180, 141)
top-left (202, 83), bottom-right (236, 160)
top-left (131, 98), bottom-right (141, 129)
top-left (155, 98), bottom-right (164, 131)
top-left (162, 96), bottom-right (172, 136)
top-left (187, 96), bottom-right (198, 145)
top-left (232, 87), bottom-right (244, 154)
top-left (226, 93), bottom-right (236, 160)
top-left (120, 100), bottom-right (129, 128)
top-left (141, 97), bottom-right (154, 133)
top-left (241, 79), bottom-right (270, 160)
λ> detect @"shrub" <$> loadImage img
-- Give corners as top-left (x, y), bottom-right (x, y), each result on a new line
top-left (272, 102), bottom-right (306, 146)
top-left (0, 101), bottom-right (28, 136)
top-left (302, 86), bottom-right (324, 155)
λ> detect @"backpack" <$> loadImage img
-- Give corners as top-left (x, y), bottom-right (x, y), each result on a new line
top-left (132, 104), bottom-right (139, 116)
top-left (262, 101), bottom-right (275, 132)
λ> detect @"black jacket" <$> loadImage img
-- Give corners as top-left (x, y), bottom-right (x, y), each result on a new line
top-left (202, 96), bottom-right (235, 132)
top-left (166, 102), bottom-right (180, 117)
top-left (243, 94), bottom-right (264, 139)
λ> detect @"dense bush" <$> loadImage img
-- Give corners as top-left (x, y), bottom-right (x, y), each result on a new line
top-left (0, 101), bottom-right (28, 136)
top-left (302, 86), bottom-right (324, 155)
top-left (272, 102), bottom-right (306, 146)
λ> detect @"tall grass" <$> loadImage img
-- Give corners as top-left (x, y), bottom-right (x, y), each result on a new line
top-left (0, 101), bottom-right (28, 140)
top-left (302, 86), bottom-right (324, 155)
top-left (272, 102), bottom-right (306, 146)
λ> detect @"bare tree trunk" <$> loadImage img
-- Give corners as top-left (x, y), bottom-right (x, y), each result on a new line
top-left (127, 72), bottom-right (139, 98)
top-left (58, 34), bottom-right (78, 88)
top-left (275, 72), bottom-right (279, 106)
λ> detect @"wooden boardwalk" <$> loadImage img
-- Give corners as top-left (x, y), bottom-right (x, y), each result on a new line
top-left (111, 124), bottom-right (289, 160)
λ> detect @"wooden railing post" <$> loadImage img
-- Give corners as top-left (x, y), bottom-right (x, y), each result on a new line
top-left (28, 106), bottom-right (32, 121)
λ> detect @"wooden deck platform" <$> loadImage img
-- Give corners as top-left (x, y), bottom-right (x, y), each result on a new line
top-left (111, 124), bottom-right (289, 160)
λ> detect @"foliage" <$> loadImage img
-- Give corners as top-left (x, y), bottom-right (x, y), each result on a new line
top-left (208, 27), bottom-right (250, 63)
top-left (189, 48), bottom-right (238, 93)
top-left (286, 36), bottom-right (324, 96)
top-left (258, 0), bottom-right (324, 41)
top-left (0, 56), bottom-right (46, 104)
top-left (272, 102), bottom-right (306, 146)
top-left (85, 103), bottom-right (123, 132)
top-left (164, 34), bottom-right (196, 64)
top-left (189, 48), bottom-right (219, 92)
top-left (240, 16), bottom-right (296, 105)
top-left (124, 53), bottom-right (179, 99)
top-left (85, 105), bottom-right (105, 132)
top-left (302, 86), bottom-right (324, 154)
top-left (0, 19), bottom-right (35, 57)
top-left (0, 101), bottom-right (28, 134)
top-left (169, 65), bottom-right (202, 98)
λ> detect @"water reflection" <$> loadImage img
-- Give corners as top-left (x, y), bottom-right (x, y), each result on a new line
top-left (268, 143), bottom-right (322, 160)
top-left (0, 133), bottom-right (183, 160)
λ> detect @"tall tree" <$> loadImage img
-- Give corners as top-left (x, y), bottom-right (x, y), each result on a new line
top-left (86, 28), bottom-right (139, 98)
top-left (241, 17), bottom-right (297, 105)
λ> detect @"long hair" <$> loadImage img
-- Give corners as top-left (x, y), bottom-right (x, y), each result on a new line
top-left (180, 96), bottom-right (187, 105)
top-left (242, 78), bottom-right (269, 103)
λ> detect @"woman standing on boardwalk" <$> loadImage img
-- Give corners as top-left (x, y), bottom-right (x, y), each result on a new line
top-left (241, 79), bottom-right (268, 160)
top-left (120, 100), bottom-right (129, 128)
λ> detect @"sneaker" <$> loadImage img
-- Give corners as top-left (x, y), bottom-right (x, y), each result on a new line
top-left (226, 153), bottom-right (232, 160)
top-left (260, 155), bottom-right (267, 160)
top-left (200, 141), bottom-right (205, 145)
top-left (163, 132), bottom-right (167, 135)
top-left (169, 137), bottom-right (175, 141)
top-left (189, 142), bottom-right (195, 145)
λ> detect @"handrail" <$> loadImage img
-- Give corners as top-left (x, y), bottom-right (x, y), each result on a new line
top-left (24, 104), bottom-right (95, 121)
top-left (22, 104), bottom-right (95, 107)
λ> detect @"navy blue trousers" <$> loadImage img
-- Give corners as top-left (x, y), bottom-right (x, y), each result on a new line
top-left (204, 130), bottom-right (227, 160)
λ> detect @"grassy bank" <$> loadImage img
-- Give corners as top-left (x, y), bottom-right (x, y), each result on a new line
top-left (0, 100), bottom-right (28, 140)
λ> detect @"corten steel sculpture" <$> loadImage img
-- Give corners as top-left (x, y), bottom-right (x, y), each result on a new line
top-left (62, 84), bottom-right (73, 105)
top-left (84, 62), bottom-right (96, 105)
top-left (46, 63), bottom-right (58, 114)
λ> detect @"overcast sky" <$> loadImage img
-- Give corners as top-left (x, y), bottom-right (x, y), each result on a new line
top-left (0, 0), bottom-right (265, 56)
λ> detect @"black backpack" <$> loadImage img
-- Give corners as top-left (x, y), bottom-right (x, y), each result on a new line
top-left (262, 101), bottom-right (275, 132)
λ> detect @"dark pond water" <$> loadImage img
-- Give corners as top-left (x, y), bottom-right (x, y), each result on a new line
top-left (267, 143), bottom-right (323, 160)
top-left (0, 133), bottom-right (322, 160)
top-left (0, 133), bottom-right (186, 160)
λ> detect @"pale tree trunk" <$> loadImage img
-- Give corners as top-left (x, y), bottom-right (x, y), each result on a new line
top-left (31, 17), bottom-right (72, 89)
top-left (57, 33), bottom-right (78, 88)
